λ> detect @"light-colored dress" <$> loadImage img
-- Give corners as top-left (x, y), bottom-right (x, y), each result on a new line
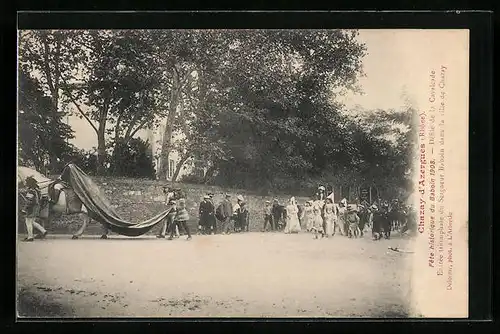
top-left (311, 204), bottom-right (324, 233)
top-left (337, 205), bottom-right (347, 235)
top-left (284, 204), bottom-right (301, 233)
top-left (302, 205), bottom-right (314, 231)
top-left (323, 203), bottom-right (336, 236)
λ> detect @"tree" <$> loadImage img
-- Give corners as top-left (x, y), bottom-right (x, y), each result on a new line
top-left (60, 30), bottom-right (165, 175)
top-left (18, 30), bottom-right (84, 172)
top-left (20, 30), bottom-right (166, 175)
top-left (109, 138), bottom-right (155, 178)
top-left (184, 30), bottom-right (367, 190)
top-left (18, 69), bottom-right (75, 173)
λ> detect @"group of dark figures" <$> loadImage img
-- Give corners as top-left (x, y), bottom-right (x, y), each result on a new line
top-left (197, 193), bottom-right (250, 235)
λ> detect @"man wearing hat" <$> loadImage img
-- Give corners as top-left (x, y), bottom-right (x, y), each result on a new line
top-left (371, 204), bottom-right (385, 240)
top-left (207, 193), bottom-right (217, 234)
top-left (216, 193), bottom-right (233, 234)
top-left (21, 176), bottom-right (48, 242)
top-left (157, 187), bottom-right (179, 238)
top-left (235, 195), bottom-right (249, 232)
top-left (169, 197), bottom-right (192, 240)
top-left (271, 198), bottom-right (285, 231)
top-left (199, 195), bottom-right (215, 235)
top-left (262, 200), bottom-right (274, 232)
top-left (231, 195), bottom-right (243, 232)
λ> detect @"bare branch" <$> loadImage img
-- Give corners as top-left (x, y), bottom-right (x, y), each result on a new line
top-left (60, 75), bottom-right (99, 134)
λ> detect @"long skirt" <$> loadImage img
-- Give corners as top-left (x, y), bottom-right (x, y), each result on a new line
top-left (323, 214), bottom-right (335, 236)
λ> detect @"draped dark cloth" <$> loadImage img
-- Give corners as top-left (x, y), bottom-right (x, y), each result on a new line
top-left (60, 164), bottom-right (172, 237)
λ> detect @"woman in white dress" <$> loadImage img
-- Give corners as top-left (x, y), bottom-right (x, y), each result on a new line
top-left (301, 200), bottom-right (314, 231)
top-left (322, 198), bottom-right (336, 237)
top-left (336, 198), bottom-right (348, 236)
top-left (310, 202), bottom-right (325, 239)
top-left (284, 197), bottom-right (301, 234)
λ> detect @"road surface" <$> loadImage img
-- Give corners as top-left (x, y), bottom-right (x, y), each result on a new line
top-left (17, 232), bottom-right (414, 318)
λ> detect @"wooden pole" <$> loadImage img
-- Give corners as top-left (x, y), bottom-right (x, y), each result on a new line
top-left (369, 186), bottom-right (372, 204)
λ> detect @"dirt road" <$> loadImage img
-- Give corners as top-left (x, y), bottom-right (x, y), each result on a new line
top-left (17, 232), bottom-right (414, 318)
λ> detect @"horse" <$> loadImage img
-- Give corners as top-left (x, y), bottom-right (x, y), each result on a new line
top-left (17, 166), bottom-right (104, 239)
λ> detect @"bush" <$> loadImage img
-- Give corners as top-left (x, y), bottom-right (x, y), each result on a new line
top-left (180, 173), bottom-right (206, 184)
top-left (109, 138), bottom-right (155, 179)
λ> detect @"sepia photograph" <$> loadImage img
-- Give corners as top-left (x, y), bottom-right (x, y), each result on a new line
top-left (16, 26), bottom-right (469, 318)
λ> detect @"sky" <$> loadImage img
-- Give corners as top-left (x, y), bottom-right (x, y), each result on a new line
top-left (65, 29), bottom-right (469, 150)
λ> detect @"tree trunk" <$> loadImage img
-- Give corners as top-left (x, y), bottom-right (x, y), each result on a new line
top-left (158, 66), bottom-right (181, 180)
top-left (203, 164), bottom-right (218, 184)
top-left (96, 124), bottom-right (107, 176)
top-left (171, 154), bottom-right (191, 182)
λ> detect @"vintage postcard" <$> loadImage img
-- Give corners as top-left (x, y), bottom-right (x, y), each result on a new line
top-left (16, 26), bottom-right (469, 318)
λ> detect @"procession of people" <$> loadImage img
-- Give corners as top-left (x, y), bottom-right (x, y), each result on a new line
top-left (19, 173), bottom-right (411, 242)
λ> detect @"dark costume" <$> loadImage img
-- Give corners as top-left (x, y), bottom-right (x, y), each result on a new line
top-left (272, 202), bottom-right (285, 230)
top-left (236, 203), bottom-right (249, 232)
top-left (199, 199), bottom-right (216, 234)
top-left (263, 203), bottom-right (274, 231)
top-left (216, 198), bottom-right (233, 234)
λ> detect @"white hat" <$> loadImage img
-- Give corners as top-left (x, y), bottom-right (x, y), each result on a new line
top-left (318, 186), bottom-right (325, 191)
top-left (237, 195), bottom-right (244, 201)
top-left (370, 204), bottom-right (378, 210)
top-left (203, 195), bottom-right (210, 199)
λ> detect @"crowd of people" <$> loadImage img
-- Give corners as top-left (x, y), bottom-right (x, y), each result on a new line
top-left (158, 185), bottom-right (413, 242)
top-left (20, 175), bottom-right (413, 242)
top-left (261, 186), bottom-right (413, 241)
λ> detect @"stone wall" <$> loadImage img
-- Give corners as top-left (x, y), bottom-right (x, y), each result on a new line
top-left (19, 177), bottom-right (309, 236)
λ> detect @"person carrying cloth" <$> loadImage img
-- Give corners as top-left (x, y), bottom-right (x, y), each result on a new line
top-left (169, 197), bottom-right (192, 241)
top-left (157, 187), bottom-right (179, 238)
top-left (21, 176), bottom-right (48, 242)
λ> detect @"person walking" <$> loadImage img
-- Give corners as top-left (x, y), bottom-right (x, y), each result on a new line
top-left (284, 197), bottom-right (301, 234)
top-left (206, 193), bottom-right (217, 234)
top-left (322, 197), bottom-right (336, 237)
top-left (157, 187), bottom-right (179, 238)
top-left (21, 176), bottom-right (48, 242)
top-left (233, 195), bottom-right (244, 232)
top-left (262, 200), bottom-right (274, 231)
top-left (199, 195), bottom-right (215, 235)
top-left (169, 198), bottom-right (192, 240)
top-left (216, 193), bottom-right (234, 235)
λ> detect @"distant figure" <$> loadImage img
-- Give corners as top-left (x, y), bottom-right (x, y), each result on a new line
top-left (336, 198), bottom-right (348, 236)
top-left (207, 193), bottom-right (217, 234)
top-left (345, 205), bottom-right (361, 238)
top-left (271, 198), bottom-right (286, 230)
top-left (301, 200), bottom-right (314, 231)
top-left (233, 195), bottom-right (244, 232)
top-left (157, 187), bottom-right (179, 239)
top-left (310, 202), bottom-right (325, 239)
top-left (284, 197), bottom-right (301, 234)
top-left (216, 193), bottom-right (233, 235)
top-left (297, 203), bottom-right (304, 227)
top-left (322, 198), bottom-right (336, 237)
top-left (21, 176), bottom-right (48, 242)
top-left (169, 198), bottom-right (192, 241)
top-left (199, 195), bottom-right (215, 235)
top-left (317, 186), bottom-right (326, 201)
top-left (236, 197), bottom-right (249, 232)
top-left (371, 204), bottom-right (385, 241)
top-left (262, 200), bottom-right (274, 231)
